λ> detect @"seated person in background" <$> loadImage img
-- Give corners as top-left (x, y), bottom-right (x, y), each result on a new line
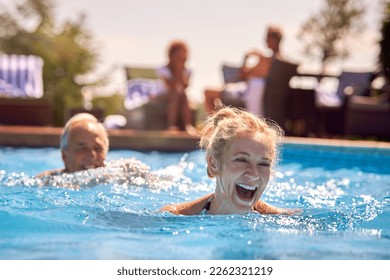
top-left (36, 113), bottom-right (109, 177)
top-left (204, 25), bottom-right (284, 116)
top-left (157, 40), bottom-right (197, 135)
top-left (161, 107), bottom-right (298, 215)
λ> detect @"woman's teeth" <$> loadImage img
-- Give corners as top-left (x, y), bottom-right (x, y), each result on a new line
top-left (236, 183), bottom-right (257, 191)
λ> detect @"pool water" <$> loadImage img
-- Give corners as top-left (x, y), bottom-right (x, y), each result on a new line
top-left (0, 144), bottom-right (389, 260)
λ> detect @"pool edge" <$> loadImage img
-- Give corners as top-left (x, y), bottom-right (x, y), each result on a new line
top-left (1, 125), bottom-right (389, 150)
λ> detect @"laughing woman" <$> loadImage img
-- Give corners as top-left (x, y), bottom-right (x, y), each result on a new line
top-left (161, 107), bottom-right (297, 215)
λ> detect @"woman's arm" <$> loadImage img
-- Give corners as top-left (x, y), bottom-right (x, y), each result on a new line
top-left (254, 200), bottom-right (300, 215)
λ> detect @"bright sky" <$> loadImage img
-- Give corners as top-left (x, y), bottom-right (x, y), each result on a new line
top-left (4, 0), bottom-right (386, 103)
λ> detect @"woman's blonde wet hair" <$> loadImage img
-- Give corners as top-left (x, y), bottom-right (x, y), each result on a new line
top-left (199, 107), bottom-right (284, 177)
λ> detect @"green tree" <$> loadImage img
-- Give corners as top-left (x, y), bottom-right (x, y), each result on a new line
top-left (298, 0), bottom-right (365, 72)
top-left (0, 0), bottom-right (100, 125)
top-left (92, 94), bottom-right (125, 117)
top-left (379, 0), bottom-right (390, 84)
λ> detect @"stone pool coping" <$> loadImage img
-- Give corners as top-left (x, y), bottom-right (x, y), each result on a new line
top-left (0, 125), bottom-right (389, 151)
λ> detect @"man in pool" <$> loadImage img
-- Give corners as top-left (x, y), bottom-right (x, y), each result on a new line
top-left (36, 113), bottom-right (176, 190)
top-left (37, 113), bottom-right (109, 177)
top-left (161, 107), bottom-right (298, 215)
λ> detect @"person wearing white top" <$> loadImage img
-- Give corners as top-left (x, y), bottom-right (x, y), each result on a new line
top-left (156, 40), bottom-right (197, 135)
top-left (204, 25), bottom-right (284, 117)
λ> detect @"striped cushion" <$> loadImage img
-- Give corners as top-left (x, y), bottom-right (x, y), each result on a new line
top-left (125, 78), bottom-right (164, 110)
top-left (0, 54), bottom-right (44, 98)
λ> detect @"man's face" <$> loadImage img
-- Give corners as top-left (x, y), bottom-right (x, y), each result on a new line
top-left (62, 121), bottom-right (108, 173)
top-left (265, 33), bottom-right (279, 51)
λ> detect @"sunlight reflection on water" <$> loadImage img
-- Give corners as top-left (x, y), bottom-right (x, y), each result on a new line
top-left (0, 146), bottom-right (389, 259)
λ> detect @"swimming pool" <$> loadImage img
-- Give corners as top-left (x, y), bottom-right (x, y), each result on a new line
top-left (0, 143), bottom-right (389, 260)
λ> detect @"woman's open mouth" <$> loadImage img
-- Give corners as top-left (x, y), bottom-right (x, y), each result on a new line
top-left (235, 183), bottom-right (258, 200)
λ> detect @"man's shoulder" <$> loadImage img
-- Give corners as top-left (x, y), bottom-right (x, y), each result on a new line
top-left (36, 168), bottom-right (64, 178)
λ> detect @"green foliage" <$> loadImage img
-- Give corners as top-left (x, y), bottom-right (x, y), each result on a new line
top-left (379, 0), bottom-right (390, 83)
top-left (0, 0), bottom-right (100, 125)
top-left (298, 0), bottom-right (365, 71)
top-left (91, 94), bottom-right (125, 117)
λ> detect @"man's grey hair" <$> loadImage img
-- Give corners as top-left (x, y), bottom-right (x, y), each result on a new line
top-left (60, 113), bottom-right (109, 150)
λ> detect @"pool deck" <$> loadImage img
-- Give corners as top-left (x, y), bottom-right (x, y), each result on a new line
top-left (0, 125), bottom-right (389, 151)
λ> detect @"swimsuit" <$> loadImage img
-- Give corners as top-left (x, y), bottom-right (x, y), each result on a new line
top-left (199, 195), bottom-right (214, 215)
top-left (199, 195), bottom-right (258, 215)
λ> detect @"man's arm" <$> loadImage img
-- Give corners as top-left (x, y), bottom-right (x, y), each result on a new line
top-left (240, 53), bottom-right (272, 80)
top-left (36, 168), bottom-right (64, 178)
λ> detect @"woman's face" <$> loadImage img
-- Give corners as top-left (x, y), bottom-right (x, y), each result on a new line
top-left (170, 48), bottom-right (187, 67)
top-left (211, 132), bottom-right (274, 214)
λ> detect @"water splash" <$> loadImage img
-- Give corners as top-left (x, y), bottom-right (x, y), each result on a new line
top-left (1, 156), bottom-right (388, 234)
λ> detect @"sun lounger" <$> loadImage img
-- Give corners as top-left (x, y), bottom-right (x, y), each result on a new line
top-left (0, 54), bottom-right (44, 98)
top-left (345, 91), bottom-right (390, 137)
top-left (0, 54), bottom-right (53, 126)
top-left (315, 71), bottom-right (375, 135)
top-left (123, 66), bottom-right (168, 130)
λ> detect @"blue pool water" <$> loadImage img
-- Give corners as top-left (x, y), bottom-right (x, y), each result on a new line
top-left (0, 144), bottom-right (389, 260)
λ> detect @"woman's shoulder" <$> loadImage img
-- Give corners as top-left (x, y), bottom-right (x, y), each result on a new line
top-left (161, 193), bottom-right (213, 215)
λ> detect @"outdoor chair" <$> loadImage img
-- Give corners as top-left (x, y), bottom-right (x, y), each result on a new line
top-left (344, 90), bottom-right (390, 138)
top-left (220, 57), bottom-right (299, 130)
top-left (0, 54), bottom-right (44, 98)
top-left (0, 54), bottom-right (53, 126)
top-left (123, 66), bottom-right (168, 130)
top-left (315, 71), bottom-right (375, 135)
top-left (263, 58), bottom-right (299, 129)
top-left (218, 64), bottom-right (246, 109)
top-left (285, 87), bottom-right (318, 136)
top-left (123, 66), bottom-right (198, 130)
top-left (0, 97), bottom-right (53, 126)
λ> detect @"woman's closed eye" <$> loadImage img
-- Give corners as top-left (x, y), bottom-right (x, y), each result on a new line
top-left (234, 157), bottom-right (249, 163)
top-left (258, 162), bottom-right (271, 167)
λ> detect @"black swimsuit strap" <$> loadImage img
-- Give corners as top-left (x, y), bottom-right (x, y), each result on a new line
top-left (202, 194), bottom-right (214, 212)
top-left (203, 201), bottom-right (211, 211)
